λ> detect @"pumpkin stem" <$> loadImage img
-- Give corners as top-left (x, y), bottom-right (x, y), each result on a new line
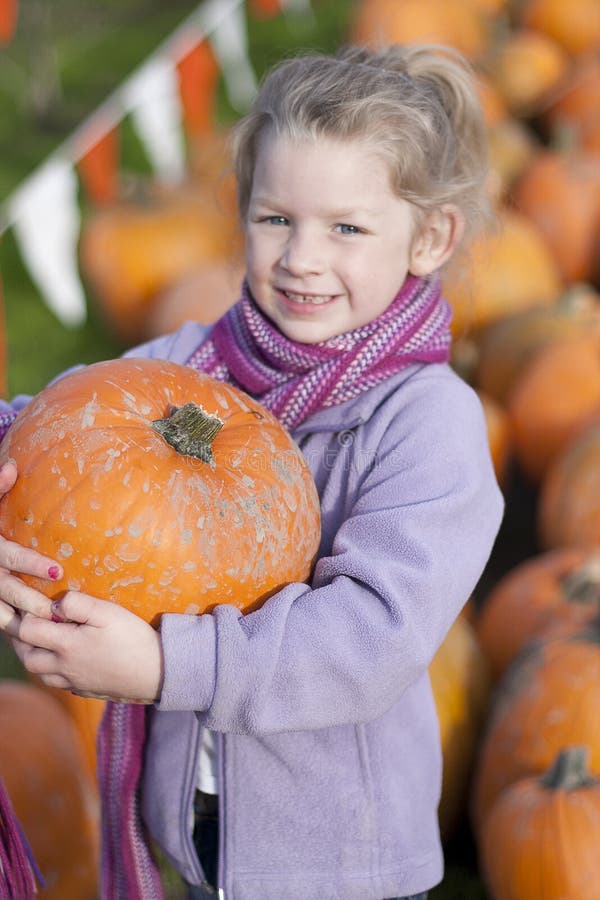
top-left (561, 556), bottom-right (600, 605)
top-left (152, 403), bottom-right (224, 463)
top-left (540, 746), bottom-right (597, 791)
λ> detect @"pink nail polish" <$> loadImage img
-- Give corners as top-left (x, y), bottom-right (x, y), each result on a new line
top-left (51, 600), bottom-right (63, 622)
top-left (48, 565), bottom-right (60, 580)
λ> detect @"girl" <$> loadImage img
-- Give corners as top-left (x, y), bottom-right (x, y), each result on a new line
top-left (0, 44), bottom-right (503, 899)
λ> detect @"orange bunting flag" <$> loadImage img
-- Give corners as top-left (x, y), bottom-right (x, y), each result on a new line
top-left (0, 0), bottom-right (18, 44)
top-left (249, 0), bottom-right (282, 19)
top-left (176, 40), bottom-right (220, 138)
top-left (77, 127), bottom-right (120, 206)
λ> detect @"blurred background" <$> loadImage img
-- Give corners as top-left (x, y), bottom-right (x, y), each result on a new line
top-left (0, 1), bottom-right (599, 898)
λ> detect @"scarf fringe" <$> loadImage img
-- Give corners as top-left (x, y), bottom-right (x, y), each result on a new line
top-left (99, 703), bottom-right (164, 900)
top-left (0, 776), bottom-right (44, 898)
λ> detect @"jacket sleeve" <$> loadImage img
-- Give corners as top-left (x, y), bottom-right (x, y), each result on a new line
top-left (156, 371), bottom-right (504, 733)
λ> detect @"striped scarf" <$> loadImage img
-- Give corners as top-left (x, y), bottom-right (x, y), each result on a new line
top-left (187, 274), bottom-right (451, 431)
top-left (98, 273), bottom-right (451, 898)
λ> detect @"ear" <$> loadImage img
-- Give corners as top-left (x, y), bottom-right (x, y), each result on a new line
top-left (408, 206), bottom-right (465, 277)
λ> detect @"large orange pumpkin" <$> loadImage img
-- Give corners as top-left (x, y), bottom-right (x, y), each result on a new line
top-left (470, 617), bottom-right (600, 831)
top-left (0, 680), bottom-right (99, 899)
top-left (538, 417), bottom-right (600, 548)
top-left (429, 614), bottom-right (491, 839)
top-left (480, 746), bottom-right (600, 900)
top-left (475, 546), bottom-right (600, 682)
top-left (0, 358), bottom-right (321, 625)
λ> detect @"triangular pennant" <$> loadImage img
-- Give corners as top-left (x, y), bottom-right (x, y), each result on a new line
top-left (207, 0), bottom-right (257, 112)
top-left (176, 40), bottom-right (220, 138)
top-left (77, 125), bottom-right (120, 206)
top-left (8, 158), bottom-right (87, 326)
top-left (123, 57), bottom-right (186, 183)
top-left (0, 0), bottom-right (18, 44)
top-left (249, 0), bottom-right (282, 18)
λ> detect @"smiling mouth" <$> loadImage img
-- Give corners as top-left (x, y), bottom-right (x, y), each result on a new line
top-left (282, 289), bottom-right (335, 306)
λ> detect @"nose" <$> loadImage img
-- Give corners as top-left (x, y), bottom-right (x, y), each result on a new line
top-left (280, 227), bottom-right (325, 276)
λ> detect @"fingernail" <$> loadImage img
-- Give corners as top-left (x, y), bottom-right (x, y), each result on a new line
top-left (51, 600), bottom-right (63, 622)
top-left (48, 565), bottom-right (61, 580)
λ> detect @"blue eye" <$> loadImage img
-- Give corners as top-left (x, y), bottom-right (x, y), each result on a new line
top-left (335, 224), bottom-right (361, 235)
top-left (263, 215), bottom-right (288, 226)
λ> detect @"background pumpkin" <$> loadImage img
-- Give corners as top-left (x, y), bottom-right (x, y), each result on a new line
top-left (475, 546), bottom-right (600, 682)
top-left (79, 178), bottom-right (241, 346)
top-left (143, 260), bottom-right (245, 341)
top-left (507, 332), bottom-right (600, 483)
top-left (487, 28), bottom-right (569, 118)
top-left (0, 680), bottom-right (99, 900)
top-left (480, 746), bottom-right (600, 900)
top-left (513, 149), bottom-right (600, 285)
top-left (0, 358), bottom-right (321, 625)
top-left (474, 284), bottom-right (600, 405)
top-left (470, 616), bottom-right (600, 831)
top-left (538, 417), bottom-right (600, 548)
top-left (477, 391), bottom-right (512, 488)
top-left (442, 208), bottom-right (562, 338)
top-left (349, 0), bottom-right (489, 61)
top-left (517, 0), bottom-right (600, 56)
top-left (429, 614), bottom-right (491, 839)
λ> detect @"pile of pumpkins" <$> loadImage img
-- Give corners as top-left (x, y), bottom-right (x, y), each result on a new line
top-left (350, 1), bottom-right (600, 899)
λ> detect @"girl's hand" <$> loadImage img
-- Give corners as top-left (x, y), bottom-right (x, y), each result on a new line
top-left (0, 460), bottom-right (63, 630)
top-left (8, 592), bottom-right (164, 704)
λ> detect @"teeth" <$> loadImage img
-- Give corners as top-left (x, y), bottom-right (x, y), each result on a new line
top-left (283, 290), bottom-right (333, 305)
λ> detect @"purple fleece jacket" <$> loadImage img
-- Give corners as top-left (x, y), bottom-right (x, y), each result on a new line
top-left (120, 323), bottom-right (504, 899)
top-left (0, 322), bottom-right (503, 899)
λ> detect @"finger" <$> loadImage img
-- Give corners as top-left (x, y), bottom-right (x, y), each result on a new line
top-left (0, 599), bottom-right (21, 635)
top-left (0, 572), bottom-right (54, 621)
top-left (0, 459), bottom-right (17, 494)
top-left (52, 590), bottom-right (105, 626)
top-left (16, 643), bottom-right (59, 677)
top-left (0, 537), bottom-right (63, 582)
top-left (15, 611), bottom-right (67, 652)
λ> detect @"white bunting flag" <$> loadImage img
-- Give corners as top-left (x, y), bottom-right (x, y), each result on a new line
top-left (123, 56), bottom-right (186, 183)
top-left (205, 0), bottom-right (257, 112)
top-left (8, 158), bottom-right (87, 327)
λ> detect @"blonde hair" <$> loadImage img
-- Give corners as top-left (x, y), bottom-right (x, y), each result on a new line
top-left (231, 44), bottom-right (492, 247)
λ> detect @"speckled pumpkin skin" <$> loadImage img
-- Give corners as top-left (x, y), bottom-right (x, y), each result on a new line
top-left (0, 358), bottom-right (321, 625)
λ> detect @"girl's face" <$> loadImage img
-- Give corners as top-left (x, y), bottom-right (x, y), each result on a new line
top-left (245, 134), bottom-right (429, 344)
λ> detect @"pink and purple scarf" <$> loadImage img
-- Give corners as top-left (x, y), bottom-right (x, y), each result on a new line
top-left (97, 274), bottom-right (451, 897)
top-left (187, 274), bottom-right (451, 431)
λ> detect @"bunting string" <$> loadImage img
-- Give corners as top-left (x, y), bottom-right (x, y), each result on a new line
top-left (0, 0), bottom-right (282, 326)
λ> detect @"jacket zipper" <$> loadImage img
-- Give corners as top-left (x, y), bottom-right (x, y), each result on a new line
top-left (217, 730), bottom-right (226, 897)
